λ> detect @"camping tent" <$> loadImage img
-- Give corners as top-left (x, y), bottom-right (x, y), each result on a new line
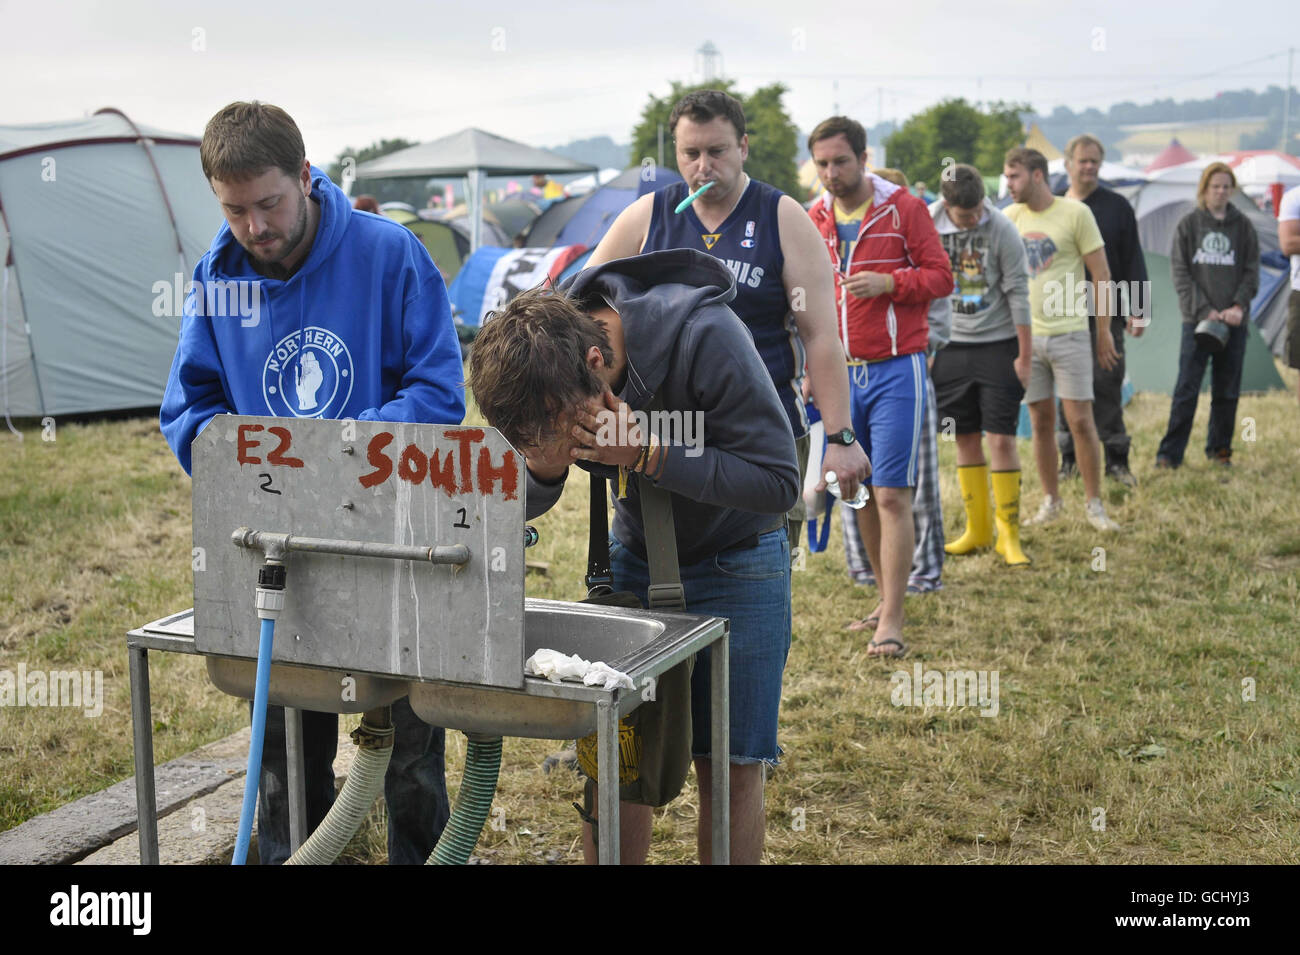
top-left (1024, 124), bottom-right (1063, 161)
top-left (1146, 138), bottom-right (1198, 173)
top-left (523, 165), bottom-right (681, 249)
top-left (1, 109), bottom-right (220, 419)
top-left (447, 245), bottom-right (588, 328)
top-left (377, 206), bottom-right (474, 283)
top-left (1125, 250), bottom-right (1282, 394)
top-left (552, 165), bottom-right (682, 249)
top-left (354, 128), bottom-right (595, 253)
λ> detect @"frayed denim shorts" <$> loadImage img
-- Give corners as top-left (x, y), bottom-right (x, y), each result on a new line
top-left (609, 527), bottom-right (791, 767)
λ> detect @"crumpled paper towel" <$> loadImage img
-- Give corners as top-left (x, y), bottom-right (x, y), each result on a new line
top-left (525, 649), bottom-right (635, 691)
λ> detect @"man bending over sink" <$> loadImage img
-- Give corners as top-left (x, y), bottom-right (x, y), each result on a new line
top-left (469, 249), bottom-right (799, 864)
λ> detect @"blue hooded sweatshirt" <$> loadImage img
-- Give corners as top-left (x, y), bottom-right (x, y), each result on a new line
top-left (160, 166), bottom-right (465, 474)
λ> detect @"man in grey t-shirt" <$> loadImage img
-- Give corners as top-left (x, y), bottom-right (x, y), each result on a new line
top-left (928, 164), bottom-right (1034, 565)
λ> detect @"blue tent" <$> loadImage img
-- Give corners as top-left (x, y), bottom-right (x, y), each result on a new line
top-left (554, 165), bottom-right (681, 248)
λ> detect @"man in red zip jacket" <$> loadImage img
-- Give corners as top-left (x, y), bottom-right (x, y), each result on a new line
top-left (808, 117), bottom-right (954, 657)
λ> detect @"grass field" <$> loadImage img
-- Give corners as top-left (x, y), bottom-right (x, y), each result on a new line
top-left (2, 376), bottom-right (1298, 863)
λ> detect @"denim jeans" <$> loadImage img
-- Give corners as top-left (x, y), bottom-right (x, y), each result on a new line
top-left (255, 696), bottom-right (450, 865)
top-left (609, 528), bottom-right (791, 766)
top-left (1156, 320), bottom-right (1248, 465)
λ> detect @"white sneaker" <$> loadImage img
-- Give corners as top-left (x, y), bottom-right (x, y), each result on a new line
top-left (1022, 495), bottom-right (1063, 527)
top-left (1085, 498), bottom-right (1120, 532)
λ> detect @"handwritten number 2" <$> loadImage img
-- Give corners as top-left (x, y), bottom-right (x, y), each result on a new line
top-left (259, 473), bottom-right (281, 495)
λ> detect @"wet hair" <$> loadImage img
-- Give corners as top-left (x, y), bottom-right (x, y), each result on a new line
top-left (468, 286), bottom-right (614, 449)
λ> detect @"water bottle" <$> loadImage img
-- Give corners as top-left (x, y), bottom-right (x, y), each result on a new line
top-left (825, 470), bottom-right (869, 509)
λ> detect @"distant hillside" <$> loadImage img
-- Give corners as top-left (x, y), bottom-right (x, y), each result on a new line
top-left (545, 136), bottom-right (630, 172)
top-left (1030, 86), bottom-right (1299, 160)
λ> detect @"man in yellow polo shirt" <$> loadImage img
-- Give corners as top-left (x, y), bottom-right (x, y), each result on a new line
top-left (1003, 147), bottom-right (1120, 532)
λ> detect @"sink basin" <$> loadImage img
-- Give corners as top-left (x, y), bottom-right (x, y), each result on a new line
top-left (408, 598), bottom-right (720, 739)
top-left (197, 598), bottom-right (724, 737)
top-left (205, 657), bottom-right (409, 714)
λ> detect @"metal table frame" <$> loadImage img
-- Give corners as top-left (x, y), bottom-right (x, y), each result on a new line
top-left (128, 610), bottom-right (729, 866)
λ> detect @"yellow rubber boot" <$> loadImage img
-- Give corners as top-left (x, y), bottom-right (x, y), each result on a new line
top-left (991, 469), bottom-right (1031, 566)
top-left (944, 464), bottom-right (993, 555)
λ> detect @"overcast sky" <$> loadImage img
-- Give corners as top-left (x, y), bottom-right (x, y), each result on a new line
top-left (2, 0), bottom-right (1295, 165)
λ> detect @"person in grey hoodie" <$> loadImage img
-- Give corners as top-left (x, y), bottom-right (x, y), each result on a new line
top-left (926, 164), bottom-right (1035, 565)
top-left (1156, 163), bottom-right (1260, 468)
top-left (468, 248), bottom-right (798, 865)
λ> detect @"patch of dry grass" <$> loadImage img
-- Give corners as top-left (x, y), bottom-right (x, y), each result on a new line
top-left (2, 374), bottom-right (1298, 863)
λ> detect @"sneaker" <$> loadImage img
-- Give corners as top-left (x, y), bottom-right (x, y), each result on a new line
top-left (1058, 454), bottom-right (1079, 481)
top-left (1023, 496), bottom-right (1063, 527)
top-left (1210, 449), bottom-right (1232, 468)
top-left (1105, 460), bottom-right (1138, 488)
top-left (1154, 455), bottom-right (1177, 470)
top-left (1084, 498), bottom-right (1120, 531)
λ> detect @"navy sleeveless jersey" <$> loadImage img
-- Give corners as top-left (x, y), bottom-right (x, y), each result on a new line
top-left (645, 178), bottom-right (806, 437)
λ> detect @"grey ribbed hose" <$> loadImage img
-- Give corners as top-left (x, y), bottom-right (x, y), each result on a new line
top-left (426, 735), bottom-right (503, 865)
top-left (284, 709), bottom-right (394, 866)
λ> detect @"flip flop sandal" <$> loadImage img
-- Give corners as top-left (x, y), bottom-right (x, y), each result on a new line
top-left (845, 612), bottom-right (881, 632)
top-left (867, 637), bottom-right (907, 658)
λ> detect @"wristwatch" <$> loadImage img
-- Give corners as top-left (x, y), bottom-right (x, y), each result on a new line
top-left (826, 428), bottom-right (857, 446)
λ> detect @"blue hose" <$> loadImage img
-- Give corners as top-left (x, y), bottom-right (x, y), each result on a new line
top-left (232, 616), bottom-right (275, 865)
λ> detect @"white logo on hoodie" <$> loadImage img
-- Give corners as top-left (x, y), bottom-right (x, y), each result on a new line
top-left (1193, 231), bottom-right (1235, 266)
top-left (262, 326), bottom-right (355, 417)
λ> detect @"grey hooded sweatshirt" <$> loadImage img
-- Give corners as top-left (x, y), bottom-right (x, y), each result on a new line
top-left (1171, 203), bottom-right (1260, 324)
top-left (928, 197), bottom-right (1031, 343)
top-left (525, 249), bottom-right (800, 565)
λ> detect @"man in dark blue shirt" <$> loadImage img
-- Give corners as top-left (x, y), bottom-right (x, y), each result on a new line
top-left (1053, 134), bottom-right (1149, 487)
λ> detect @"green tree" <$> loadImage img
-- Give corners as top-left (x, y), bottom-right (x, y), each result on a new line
top-left (326, 138), bottom-right (434, 209)
top-left (629, 80), bottom-right (800, 197)
top-left (885, 98), bottom-right (1029, 189)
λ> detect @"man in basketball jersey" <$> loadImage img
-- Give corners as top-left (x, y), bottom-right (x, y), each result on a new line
top-left (588, 90), bottom-right (868, 541)
top-left (586, 89), bottom-right (867, 863)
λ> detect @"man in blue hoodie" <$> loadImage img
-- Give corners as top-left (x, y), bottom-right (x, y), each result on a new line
top-left (469, 248), bottom-right (799, 864)
top-left (160, 102), bottom-right (465, 864)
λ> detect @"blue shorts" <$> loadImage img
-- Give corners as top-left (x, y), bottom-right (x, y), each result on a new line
top-left (609, 528), bottom-right (791, 767)
top-left (848, 352), bottom-right (928, 488)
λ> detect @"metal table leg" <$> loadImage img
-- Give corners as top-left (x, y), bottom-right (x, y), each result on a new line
top-left (710, 630), bottom-right (730, 865)
top-left (285, 707), bottom-right (306, 852)
top-left (129, 644), bottom-right (159, 865)
top-left (596, 698), bottom-right (620, 865)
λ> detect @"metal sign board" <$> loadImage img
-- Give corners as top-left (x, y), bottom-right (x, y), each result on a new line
top-left (192, 416), bottom-right (525, 689)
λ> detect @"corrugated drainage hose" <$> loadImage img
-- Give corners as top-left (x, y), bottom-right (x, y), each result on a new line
top-left (427, 734), bottom-right (503, 865)
top-left (284, 707), bottom-right (395, 866)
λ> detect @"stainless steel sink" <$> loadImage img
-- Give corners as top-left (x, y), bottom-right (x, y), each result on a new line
top-left (406, 598), bottom-right (718, 739)
top-left (198, 598), bottom-right (724, 738)
top-left (205, 657), bottom-right (409, 714)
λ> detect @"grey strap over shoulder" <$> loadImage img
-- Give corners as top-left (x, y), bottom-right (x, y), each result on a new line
top-left (638, 392), bottom-right (685, 612)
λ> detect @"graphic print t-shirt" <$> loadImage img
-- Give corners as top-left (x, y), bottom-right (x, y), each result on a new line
top-left (834, 198), bottom-right (872, 273)
top-left (941, 231), bottom-right (992, 316)
top-left (1004, 197), bottom-right (1104, 336)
